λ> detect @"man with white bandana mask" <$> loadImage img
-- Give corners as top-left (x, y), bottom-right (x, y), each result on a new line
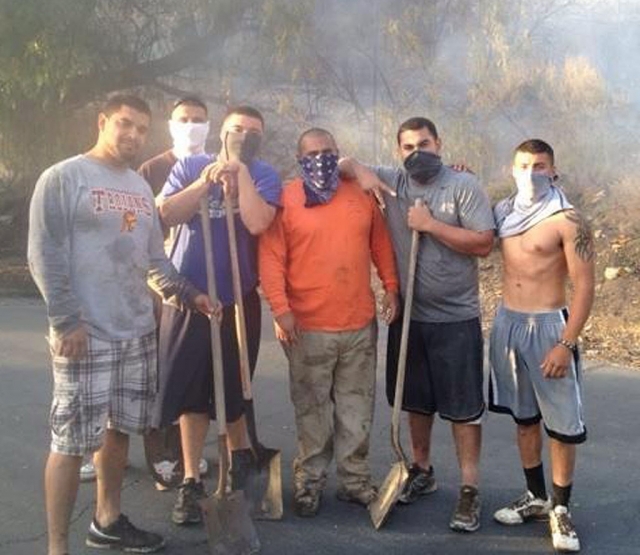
top-left (489, 139), bottom-right (595, 553)
top-left (139, 96), bottom-right (210, 196)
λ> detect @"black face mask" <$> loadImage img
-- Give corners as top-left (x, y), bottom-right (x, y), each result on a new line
top-left (225, 131), bottom-right (262, 164)
top-left (403, 150), bottom-right (443, 184)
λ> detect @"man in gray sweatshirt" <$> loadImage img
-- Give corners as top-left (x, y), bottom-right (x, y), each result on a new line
top-left (28, 94), bottom-right (214, 555)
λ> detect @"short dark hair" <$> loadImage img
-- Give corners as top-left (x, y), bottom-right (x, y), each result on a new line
top-left (396, 117), bottom-right (439, 145)
top-left (172, 95), bottom-right (208, 115)
top-left (514, 139), bottom-right (555, 164)
top-left (224, 105), bottom-right (264, 128)
top-left (103, 94), bottom-right (151, 118)
top-left (296, 127), bottom-right (337, 156)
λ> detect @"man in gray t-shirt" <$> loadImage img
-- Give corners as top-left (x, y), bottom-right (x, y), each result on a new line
top-left (28, 95), bottom-right (213, 555)
top-left (340, 117), bottom-right (494, 532)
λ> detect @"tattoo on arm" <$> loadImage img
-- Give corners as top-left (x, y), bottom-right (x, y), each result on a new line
top-left (566, 210), bottom-right (595, 261)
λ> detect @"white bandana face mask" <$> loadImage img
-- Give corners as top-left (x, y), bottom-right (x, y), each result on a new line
top-left (513, 169), bottom-right (553, 209)
top-left (169, 120), bottom-right (210, 158)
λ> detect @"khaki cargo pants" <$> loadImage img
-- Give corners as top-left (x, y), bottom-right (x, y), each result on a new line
top-left (284, 320), bottom-right (377, 496)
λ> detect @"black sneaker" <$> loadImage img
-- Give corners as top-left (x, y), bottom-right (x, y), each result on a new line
top-left (86, 514), bottom-right (165, 552)
top-left (172, 478), bottom-right (206, 525)
top-left (398, 464), bottom-right (437, 504)
top-left (450, 485), bottom-right (481, 533)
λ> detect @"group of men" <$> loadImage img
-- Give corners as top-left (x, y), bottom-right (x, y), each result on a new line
top-left (28, 93), bottom-right (594, 555)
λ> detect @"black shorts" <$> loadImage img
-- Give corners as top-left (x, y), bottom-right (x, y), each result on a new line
top-left (386, 315), bottom-right (484, 422)
top-left (154, 289), bottom-right (261, 426)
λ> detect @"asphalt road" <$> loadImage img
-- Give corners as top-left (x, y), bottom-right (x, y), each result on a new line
top-left (0, 297), bottom-right (638, 554)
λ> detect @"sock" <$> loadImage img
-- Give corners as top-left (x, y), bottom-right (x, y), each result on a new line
top-left (552, 482), bottom-right (573, 507)
top-left (524, 464), bottom-right (547, 500)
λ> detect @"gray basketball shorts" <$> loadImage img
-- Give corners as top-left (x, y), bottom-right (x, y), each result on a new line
top-left (489, 304), bottom-right (586, 444)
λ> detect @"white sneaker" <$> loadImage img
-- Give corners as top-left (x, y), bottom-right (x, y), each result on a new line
top-left (549, 505), bottom-right (580, 552)
top-left (153, 458), bottom-right (208, 486)
top-left (494, 490), bottom-right (552, 525)
top-left (80, 461), bottom-right (96, 482)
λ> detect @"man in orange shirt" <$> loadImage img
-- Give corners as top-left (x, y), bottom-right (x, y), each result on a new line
top-left (259, 128), bottom-right (399, 517)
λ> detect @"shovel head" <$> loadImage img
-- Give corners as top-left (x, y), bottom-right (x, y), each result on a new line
top-left (200, 491), bottom-right (260, 555)
top-left (369, 461), bottom-right (409, 530)
top-left (247, 447), bottom-right (283, 521)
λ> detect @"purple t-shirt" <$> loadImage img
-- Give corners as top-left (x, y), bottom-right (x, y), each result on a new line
top-left (162, 154), bottom-right (282, 306)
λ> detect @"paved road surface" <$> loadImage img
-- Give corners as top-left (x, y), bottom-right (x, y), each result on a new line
top-left (0, 298), bottom-right (638, 554)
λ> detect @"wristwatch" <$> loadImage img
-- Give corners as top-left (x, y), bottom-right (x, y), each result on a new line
top-left (557, 338), bottom-right (578, 353)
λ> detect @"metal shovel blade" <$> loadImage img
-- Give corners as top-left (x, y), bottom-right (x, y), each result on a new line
top-left (201, 491), bottom-right (261, 555)
top-left (247, 447), bottom-right (283, 520)
top-left (369, 461), bottom-right (409, 530)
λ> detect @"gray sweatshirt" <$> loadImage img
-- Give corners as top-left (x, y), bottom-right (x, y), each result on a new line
top-left (28, 154), bottom-right (200, 340)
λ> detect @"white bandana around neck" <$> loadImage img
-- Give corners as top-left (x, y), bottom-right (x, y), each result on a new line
top-left (494, 173), bottom-right (573, 238)
top-left (169, 120), bottom-right (210, 158)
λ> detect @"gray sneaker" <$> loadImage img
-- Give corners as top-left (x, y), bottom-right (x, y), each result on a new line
top-left (449, 485), bottom-right (481, 533)
top-left (494, 490), bottom-right (552, 525)
top-left (549, 505), bottom-right (580, 552)
top-left (398, 464), bottom-right (437, 504)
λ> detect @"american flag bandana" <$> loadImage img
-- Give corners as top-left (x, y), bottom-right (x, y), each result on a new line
top-left (298, 152), bottom-right (340, 207)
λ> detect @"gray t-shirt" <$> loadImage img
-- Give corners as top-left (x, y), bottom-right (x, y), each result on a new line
top-left (28, 155), bottom-right (198, 340)
top-left (374, 165), bottom-right (495, 323)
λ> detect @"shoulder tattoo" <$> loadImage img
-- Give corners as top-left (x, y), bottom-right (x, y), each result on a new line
top-left (565, 210), bottom-right (595, 262)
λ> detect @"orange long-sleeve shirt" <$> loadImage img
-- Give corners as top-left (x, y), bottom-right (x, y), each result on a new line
top-left (259, 177), bottom-right (399, 331)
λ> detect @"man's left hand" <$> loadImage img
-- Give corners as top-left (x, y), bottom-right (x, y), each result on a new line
top-left (541, 344), bottom-right (572, 378)
top-left (380, 291), bottom-right (400, 324)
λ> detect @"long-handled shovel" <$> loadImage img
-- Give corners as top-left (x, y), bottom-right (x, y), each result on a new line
top-left (198, 195), bottom-right (260, 555)
top-left (369, 200), bottom-right (421, 530)
top-left (224, 180), bottom-right (283, 521)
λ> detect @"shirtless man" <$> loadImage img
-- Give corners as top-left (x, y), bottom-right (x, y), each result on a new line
top-left (489, 139), bottom-right (595, 552)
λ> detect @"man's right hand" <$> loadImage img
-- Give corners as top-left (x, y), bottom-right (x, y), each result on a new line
top-left (52, 325), bottom-right (88, 360)
top-left (338, 157), bottom-right (396, 199)
top-left (274, 311), bottom-right (299, 345)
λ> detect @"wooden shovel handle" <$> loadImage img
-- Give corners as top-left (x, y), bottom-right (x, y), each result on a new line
top-left (390, 199), bottom-right (422, 461)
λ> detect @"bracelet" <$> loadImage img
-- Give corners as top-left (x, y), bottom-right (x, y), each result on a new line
top-left (557, 339), bottom-right (578, 353)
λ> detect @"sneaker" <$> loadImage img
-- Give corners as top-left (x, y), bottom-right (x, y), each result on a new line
top-left (549, 505), bottom-right (580, 552)
top-left (86, 514), bottom-right (165, 552)
top-left (80, 461), bottom-right (97, 482)
top-left (449, 485), bottom-right (481, 533)
top-left (398, 464), bottom-right (437, 504)
top-left (172, 478), bottom-right (206, 525)
top-left (336, 484), bottom-right (378, 508)
top-left (494, 490), bottom-right (552, 525)
top-left (294, 488), bottom-right (322, 517)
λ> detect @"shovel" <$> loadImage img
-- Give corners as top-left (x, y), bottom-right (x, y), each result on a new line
top-left (369, 200), bottom-right (421, 530)
top-left (198, 195), bottom-right (260, 555)
top-left (223, 179), bottom-right (283, 521)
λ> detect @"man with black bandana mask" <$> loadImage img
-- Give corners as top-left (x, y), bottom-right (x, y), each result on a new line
top-left (339, 117), bottom-right (495, 533)
top-left (489, 139), bottom-right (594, 553)
top-left (154, 105), bottom-right (282, 526)
top-left (259, 128), bottom-right (399, 517)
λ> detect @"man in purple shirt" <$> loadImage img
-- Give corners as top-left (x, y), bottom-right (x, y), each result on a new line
top-left (155, 105), bottom-right (282, 525)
